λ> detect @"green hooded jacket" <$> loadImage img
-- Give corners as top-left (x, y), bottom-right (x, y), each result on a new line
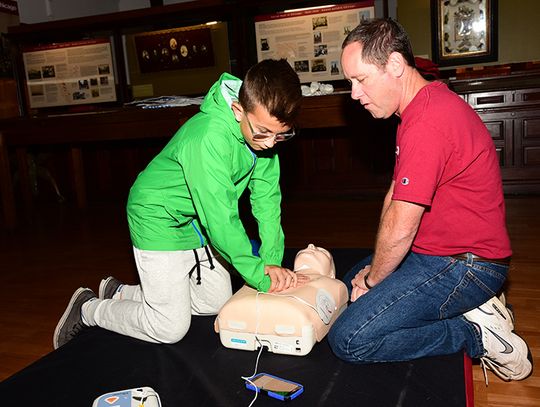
top-left (127, 73), bottom-right (284, 292)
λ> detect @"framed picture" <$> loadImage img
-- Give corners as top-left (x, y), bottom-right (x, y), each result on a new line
top-left (430, 0), bottom-right (498, 67)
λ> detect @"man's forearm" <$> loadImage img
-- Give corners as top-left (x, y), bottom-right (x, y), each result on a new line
top-left (368, 199), bottom-right (423, 286)
top-left (379, 181), bottom-right (395, 221)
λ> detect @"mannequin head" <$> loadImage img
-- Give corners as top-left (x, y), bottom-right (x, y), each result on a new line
top-left (294, 244), bottom-right (335, 278)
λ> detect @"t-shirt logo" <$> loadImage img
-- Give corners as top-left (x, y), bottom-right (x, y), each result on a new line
top-left (401, 177), bottom-right (409, 186)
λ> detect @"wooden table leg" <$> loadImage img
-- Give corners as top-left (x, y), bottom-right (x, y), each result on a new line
top-left (0, 132), bottom-right (17, 229)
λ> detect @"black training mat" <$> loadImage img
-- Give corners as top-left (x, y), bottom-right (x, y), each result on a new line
top-left (0, 249), bottom-right (471, 406)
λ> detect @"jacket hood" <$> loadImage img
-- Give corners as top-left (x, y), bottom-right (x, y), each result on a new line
top-left (198, 72), bottom-right (243, 143)
top-left (200, 72), bottom-right (242, 118)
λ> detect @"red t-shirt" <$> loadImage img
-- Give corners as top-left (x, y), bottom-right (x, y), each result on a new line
top-left (392, 81), bottom-right (511, 259)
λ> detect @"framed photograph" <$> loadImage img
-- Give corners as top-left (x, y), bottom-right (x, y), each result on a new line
top-left (431, 0), bottom-right (498, 67)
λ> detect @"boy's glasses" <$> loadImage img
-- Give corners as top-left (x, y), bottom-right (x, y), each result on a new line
top-left (245, 114), bottom-right (295, 142)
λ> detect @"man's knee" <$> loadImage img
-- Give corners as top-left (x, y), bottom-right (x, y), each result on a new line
top-left (328, 325), bottom-right (348, 358)
top-left (328, 323), bottom-right (375, 363)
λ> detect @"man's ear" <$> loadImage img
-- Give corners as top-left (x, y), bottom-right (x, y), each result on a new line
top-left (231, 101), bottom-right (243, 122)
top-left (387, 51), bottom-right (405, 78)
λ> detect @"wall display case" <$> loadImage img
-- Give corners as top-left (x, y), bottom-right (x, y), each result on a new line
top-left (5, 1), bottom-right (383, 113)
top-left (134, 25), bottom-right (215, 73)
top-left (5, 0), bottom-right (236, 113)
top-left (3, 0), bottom-right (540, 230)
top-left (125, 21), bottom-right (230, 98)
top-left (430, 0), bottom-right (498, 67)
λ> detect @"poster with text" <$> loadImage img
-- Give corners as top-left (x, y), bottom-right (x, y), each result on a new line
top-left (255, 1), bottom-right (374, 83)
top-left (22, 39), bottom-right (117, 109)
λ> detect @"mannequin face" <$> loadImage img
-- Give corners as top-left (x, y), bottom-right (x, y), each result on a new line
top-left (294, 244), bottom-right (335, 278)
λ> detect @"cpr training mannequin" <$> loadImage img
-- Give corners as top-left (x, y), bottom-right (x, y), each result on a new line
top-left (215, 244), bottom-right (348, 356)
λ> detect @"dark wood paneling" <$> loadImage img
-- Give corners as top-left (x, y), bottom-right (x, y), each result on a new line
top-left (0, 94), bottom-right (399, 227)
top-left (455, 74), bottom-right (540, 193)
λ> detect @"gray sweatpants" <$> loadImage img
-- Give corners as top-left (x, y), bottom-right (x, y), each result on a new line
top-left (82, 245), bottom-right (233, 343)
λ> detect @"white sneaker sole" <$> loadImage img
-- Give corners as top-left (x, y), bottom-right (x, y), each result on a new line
top-left (482, 331), bottom-right (533, 381)
top-left (465, 296), bottom-right (532, 382)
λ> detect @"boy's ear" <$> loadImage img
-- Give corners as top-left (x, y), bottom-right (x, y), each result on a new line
top-left (231, 101), bottom-right (243, 122)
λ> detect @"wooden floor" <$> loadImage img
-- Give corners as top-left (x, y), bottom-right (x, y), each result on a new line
top-left (1, 194), bottom-right (539, 406)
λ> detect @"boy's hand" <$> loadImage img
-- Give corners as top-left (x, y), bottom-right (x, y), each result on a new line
top-left (264, 265), bottom-right (298, 292)
top-left (295, 273), bottom-right (311, 287)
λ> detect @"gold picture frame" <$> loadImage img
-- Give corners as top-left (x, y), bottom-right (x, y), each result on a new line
top-left (431, 0), bottom-right (498, 67)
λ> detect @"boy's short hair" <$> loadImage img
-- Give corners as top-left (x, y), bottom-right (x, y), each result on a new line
top-left (239, 59), bottom-right (302, 127)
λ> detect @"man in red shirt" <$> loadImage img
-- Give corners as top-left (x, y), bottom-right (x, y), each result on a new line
top-left (328, 18), bottom-right (532, 383)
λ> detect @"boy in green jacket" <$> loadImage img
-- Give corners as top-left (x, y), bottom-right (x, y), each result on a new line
top-left (54, 59), bottom-right (304, 347)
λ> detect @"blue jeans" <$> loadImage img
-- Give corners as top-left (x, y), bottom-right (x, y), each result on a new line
top-left (328, 252), bottom-right (509, 363)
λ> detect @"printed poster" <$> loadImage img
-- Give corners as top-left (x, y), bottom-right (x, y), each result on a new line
top-left (255, 1), bottom-right (375, 83)
top-left (22, 39), bottom-right (117, 109)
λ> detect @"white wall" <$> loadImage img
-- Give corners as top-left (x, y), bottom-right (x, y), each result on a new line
top-left (15, 1), bottom-right (397, 25)
top-left (16, 0), bottom-right (151, 24)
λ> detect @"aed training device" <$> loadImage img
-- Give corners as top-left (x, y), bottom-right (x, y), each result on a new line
top-left (245, 373), bottom-right (304, 401)
top-left (92, 386), bottom-right (161, 407)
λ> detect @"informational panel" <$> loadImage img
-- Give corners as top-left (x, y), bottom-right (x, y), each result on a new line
top-left (22, 39), bottom-right (117, 109)
top-left (134, 26), bottom-right (215, 73)
top-left (255, 1), bottom-right (374, 83)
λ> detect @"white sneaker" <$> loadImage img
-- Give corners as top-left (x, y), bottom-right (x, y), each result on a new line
top-left (464, 296), bottom-right (532, 383)
top-left (497, 292), bottom-right (515, 329)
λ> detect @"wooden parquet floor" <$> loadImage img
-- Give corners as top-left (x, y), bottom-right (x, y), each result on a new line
top-left (1, 195), bottom-right (539, 405)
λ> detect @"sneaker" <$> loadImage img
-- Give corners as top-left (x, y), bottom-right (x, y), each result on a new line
top-left (98, 276), bottom-right (124, 299)
top-left (464, 296), bottom-right (533, 383)
top-left (498, 292), bottom-right (515, 329)
top-left (53, 287), bottom-right (96, 349)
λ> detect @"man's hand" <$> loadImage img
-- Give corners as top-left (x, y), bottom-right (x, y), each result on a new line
top-left (350, 265), bottom-right (371, 302)
top-left (264, 265), bottom-right (307, 292)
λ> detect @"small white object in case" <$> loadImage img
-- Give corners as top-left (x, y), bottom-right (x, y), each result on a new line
top-left (92, 386), bottom-right (161, 407)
